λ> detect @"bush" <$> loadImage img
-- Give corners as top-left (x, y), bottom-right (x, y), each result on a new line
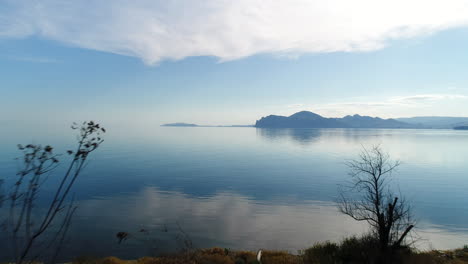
top-left (234, 251), bottom-right (256, 264)
top-left (303, 235), bottom-right (415, 264)
top-left (338, 235), bottom-right (380, 263)
top-left (261, 250), bottom-right (303, 264)
top-left (100, 256), bottom-right (130, 264)
top-left (303, 241), bottom-right (339, 264)
top-left (197, 254), bottom-right (235, 264)
top-left (196, 248), bottom-right (235, 264)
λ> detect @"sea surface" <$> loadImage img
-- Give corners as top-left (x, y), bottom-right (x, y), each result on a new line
top-left (1, 124), bottom-right (468, 260)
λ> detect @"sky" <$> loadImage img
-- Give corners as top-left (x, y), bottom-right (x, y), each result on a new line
top-left (2, 0), bottom-right (468, 126)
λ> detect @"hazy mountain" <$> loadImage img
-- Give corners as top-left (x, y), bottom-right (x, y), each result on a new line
top-left (395, 117), bottom-right (468, 129)
top-left (161, 123), bottom-right (198, 127)
top-left (338, 114), bottom-right (415, 128)
top-left (255, 111), bottom-right (414, 128)
top-left (255, 111), bottom-right (346, 128)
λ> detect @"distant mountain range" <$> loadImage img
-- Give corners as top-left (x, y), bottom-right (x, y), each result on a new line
top-left (395, 116), bottom-right (468, 129)
top-left (255, 111), bottom-right (468, 129)
top-left (162, 112), bottom-right (468, 129)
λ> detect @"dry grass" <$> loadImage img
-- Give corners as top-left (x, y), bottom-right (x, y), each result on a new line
top-left (401, 249), bottom-right (468, 264)
top-left (72, 248), bottom-right (300, 264)
top-left (71, 246), bottom-right (468, 264)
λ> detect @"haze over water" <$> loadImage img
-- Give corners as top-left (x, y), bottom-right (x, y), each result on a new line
top-left (1, 124), bottom-right (468, 259)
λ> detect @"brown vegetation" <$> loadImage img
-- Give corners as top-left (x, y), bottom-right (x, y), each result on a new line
top-left (70, 243), bottom-right (468, 264)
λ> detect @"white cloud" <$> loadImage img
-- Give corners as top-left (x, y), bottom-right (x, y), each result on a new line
top-left (2, 0), bottom-right (468, 64)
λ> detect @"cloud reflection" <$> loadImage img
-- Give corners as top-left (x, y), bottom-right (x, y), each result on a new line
top-left (61, 187), bottom-right (468, 259)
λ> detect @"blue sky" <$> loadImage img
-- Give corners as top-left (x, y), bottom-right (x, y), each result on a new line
top-left (2, 0), bottom-right (468, 125)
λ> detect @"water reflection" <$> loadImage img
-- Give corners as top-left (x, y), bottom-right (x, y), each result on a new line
top-left (256, 128), bottom-right (468, 147)
top-left (2, 126), bottom-right (468, 261)
top-left (256, 128), bottom-right (322, 144)
top-left (41, 187), bottom-right (468, 260)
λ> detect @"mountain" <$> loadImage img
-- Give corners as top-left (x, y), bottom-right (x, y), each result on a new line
top-left (338, 114), bottom-right (415, 128)
top-left (161, 123), bottom-right (198, 127)
top-left (255, 111), bottom-right (346, 128)
top-left (395, 117), bottom-right (468, 129)
top-left (255, 111), bottom-right (414, 128)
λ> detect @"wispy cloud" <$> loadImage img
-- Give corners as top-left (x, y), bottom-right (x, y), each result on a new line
top-left (389, 94), bottom-right (468, 104)
top-left (1, 0), bottom-right (468, 64)
top-left (287, 103), bottom-right (305, 109)
top-left (291, 93), bottom-right (468, 117)
top-left (5, 55), bottom-right (60, 63)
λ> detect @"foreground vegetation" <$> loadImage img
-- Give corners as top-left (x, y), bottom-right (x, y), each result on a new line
top-left (70, 240), bottom-right (468, 264)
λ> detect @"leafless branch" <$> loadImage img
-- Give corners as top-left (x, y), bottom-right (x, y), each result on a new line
top-left (338, 145), bottom-right (415, 254)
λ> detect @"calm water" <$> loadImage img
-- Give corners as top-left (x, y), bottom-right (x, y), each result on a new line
top-left (1, 124), bottom-right (468, 260)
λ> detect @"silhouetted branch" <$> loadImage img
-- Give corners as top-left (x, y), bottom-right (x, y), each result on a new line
top-left (4, 121), bottom-right (105, 264)
top-left (339, 145), bottom-right (415, 257)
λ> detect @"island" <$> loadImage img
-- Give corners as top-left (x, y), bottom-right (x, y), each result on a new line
top-left (161, 123), bottom-right (198, 127)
